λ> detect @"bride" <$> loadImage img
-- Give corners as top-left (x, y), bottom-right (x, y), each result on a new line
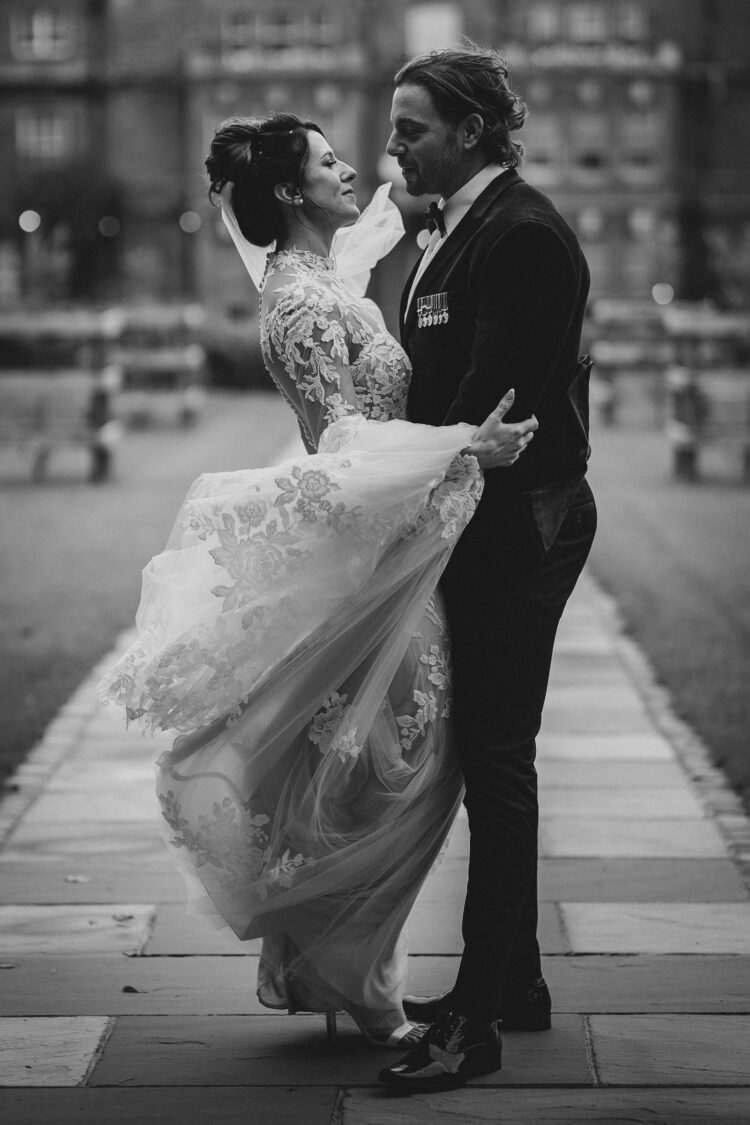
top-left (98, 113), bottom-right (533, 1048)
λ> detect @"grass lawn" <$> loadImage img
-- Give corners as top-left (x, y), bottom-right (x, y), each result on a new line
top-left (587, 417), bottom-right (750, 811)
top-left (0, 391), bottom-right (297, 788)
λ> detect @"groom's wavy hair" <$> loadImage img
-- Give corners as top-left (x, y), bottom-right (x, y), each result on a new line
top-left (394, 41), bottom-right (526, 168)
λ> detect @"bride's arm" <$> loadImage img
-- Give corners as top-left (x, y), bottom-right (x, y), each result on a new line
top-left (263, 281), bottom-right (362, 450)
top-left (264, 279), bottom-right (535, 468)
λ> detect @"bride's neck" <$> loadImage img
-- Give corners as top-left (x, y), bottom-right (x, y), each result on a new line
top-left (277, 218), bottom-right (334, 258)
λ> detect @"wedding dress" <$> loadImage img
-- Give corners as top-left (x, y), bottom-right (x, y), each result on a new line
top-left (98, 199), bottom-right (483, 1042)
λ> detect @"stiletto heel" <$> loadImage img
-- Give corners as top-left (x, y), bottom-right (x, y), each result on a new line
top-left (286, 984), bottom-right (340, 1045)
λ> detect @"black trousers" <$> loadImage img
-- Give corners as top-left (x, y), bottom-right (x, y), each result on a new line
top-left (440, 479), bottom-right (597, 1019)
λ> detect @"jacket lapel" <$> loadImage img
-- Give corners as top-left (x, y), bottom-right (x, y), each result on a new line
top-left (399, 255), bottom-right (422, 336)
top-left (401, 170), bottom-right (523, 341)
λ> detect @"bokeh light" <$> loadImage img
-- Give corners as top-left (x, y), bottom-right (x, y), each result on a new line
top-left (98, 215), bottom-right (121, 237)
top-left (179, 211), bottom-right (201, 233)
top-left (18, 210), bottom-right (41, 233)
top-left (652, 282), bottom-right (675, 306)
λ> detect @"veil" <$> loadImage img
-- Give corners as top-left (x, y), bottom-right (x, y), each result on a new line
top-left (219, 182), bottom-right (404, 297)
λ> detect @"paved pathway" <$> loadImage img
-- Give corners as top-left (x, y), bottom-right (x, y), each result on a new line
top-left (1, 574), bottom-right (749, 1123)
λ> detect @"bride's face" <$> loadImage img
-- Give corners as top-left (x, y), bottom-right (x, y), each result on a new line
top-left (299, 130), bottom-right (359, 231)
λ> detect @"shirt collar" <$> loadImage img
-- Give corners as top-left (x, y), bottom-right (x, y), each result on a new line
top-left (440, 164), bottom-right (507, 236)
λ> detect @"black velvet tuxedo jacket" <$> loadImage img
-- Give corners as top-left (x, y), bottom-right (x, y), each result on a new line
top-left (401, 168), bottom-right (591, 558)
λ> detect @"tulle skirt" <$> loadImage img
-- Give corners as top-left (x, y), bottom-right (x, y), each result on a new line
top-left (98, 414), bottom-right (482, 1038)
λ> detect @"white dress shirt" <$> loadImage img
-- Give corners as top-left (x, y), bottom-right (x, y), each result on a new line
top-left (405, 164), bottom-right (507, 316)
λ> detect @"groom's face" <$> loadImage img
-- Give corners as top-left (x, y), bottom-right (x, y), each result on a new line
top-left (387, 84), bottom-right (464, 198)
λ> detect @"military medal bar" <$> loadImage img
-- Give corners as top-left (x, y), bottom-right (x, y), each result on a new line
top-left (417, 292), bottom-right (449, 329)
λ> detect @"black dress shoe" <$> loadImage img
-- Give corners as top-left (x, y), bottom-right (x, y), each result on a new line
top-left (402, 991), bottom-right (448, 1023)
top-left (378, 1007), bottom-right (502, 1092)
top-left (403, 977), bottom-right (551, 1031)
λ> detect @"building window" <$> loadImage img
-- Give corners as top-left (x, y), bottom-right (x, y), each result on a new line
top-left (405, 3), bottom-right (463, 55)
top-left (577, 206), bottom-right (605, 241)
top-left (221, 3), bottom-right (343, 58)
top-left (627, 80), bottom-right (655, 107)
top-left (527, 80), bottom-right (553, 106)
top-left (567, 3), bottom-right (608, 44)
top-left (15, 107), bottom-right (76, 160)
top-left (570, 111), bottom-right (609, 182)
top-left (617, 110), bottom-right (663, 184)
top-left (523, 113), bottom-right (563, 186)
top-left (577, 79), bottom-right (604, 106)
top-left (616, 1), bottom-right (649, 43)
top-left (627, 207), bottom-right (657, 240)
top-left (527, 2), bottom-right (561, 43)
top-left (10, 7), bottom-right (75, 61)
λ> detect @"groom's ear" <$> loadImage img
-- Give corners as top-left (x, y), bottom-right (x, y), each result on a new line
top-left (459, 113), bottom-right (484, 152)
top-left (274, 183), bottom-right (303, 207)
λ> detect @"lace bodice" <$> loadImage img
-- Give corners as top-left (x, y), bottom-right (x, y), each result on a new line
top-left (259, 249), bottom-right (411, 450)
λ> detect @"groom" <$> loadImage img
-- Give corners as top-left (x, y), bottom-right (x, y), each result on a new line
top-left (379, 44), bottom-right (597, 1091)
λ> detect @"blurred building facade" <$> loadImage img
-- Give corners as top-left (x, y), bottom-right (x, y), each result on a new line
top-left (1, 0), bottom-right (749, 318)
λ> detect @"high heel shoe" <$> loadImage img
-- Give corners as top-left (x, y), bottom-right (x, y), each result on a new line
top-left (354, 1018), bottom-right (430, 1049)
top-left (284, 986), bottom-right (427, 1048)
top-left (285, 986), bottom-right (341, 1046)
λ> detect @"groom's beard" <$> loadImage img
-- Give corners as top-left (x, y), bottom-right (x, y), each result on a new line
top-left (402, 138), bottom-right (462, 197)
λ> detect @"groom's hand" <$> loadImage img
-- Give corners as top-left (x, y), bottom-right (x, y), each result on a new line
top-left (462, 389), bottom-right (538, 469)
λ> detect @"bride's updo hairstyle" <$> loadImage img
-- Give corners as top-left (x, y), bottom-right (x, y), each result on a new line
top-left (206, 113), bottom-right (324, 246)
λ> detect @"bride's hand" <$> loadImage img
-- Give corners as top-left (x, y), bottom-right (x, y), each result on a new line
top-left (462, 389), bottom-right (538, 469)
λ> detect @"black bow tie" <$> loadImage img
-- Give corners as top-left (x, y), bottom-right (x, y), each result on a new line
top-left (424, 201), bottom-right (445, 236)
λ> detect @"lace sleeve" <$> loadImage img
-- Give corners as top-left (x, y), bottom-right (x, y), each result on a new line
top-left (262, 279), bottom-right (361, 449)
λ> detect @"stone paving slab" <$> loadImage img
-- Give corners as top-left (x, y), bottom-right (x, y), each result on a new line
top-left (540, 786), bottom-right (705, 818)
top-left (540, 816), bottom-right (727, 858)
top-left (545, 955), bottom-right (750, 1014)
top-left (28, 787), bottom-right (154, 824)
top-left (70, 735), bottom-right (167, 760)
top-left (142, 900), bottom-right (566, 957)
top-left (0, 955), bottom-right (268, 1017)
top-left (144, 904), bottom-right (258, 955)
top-left (341, 1087), bottom-right (750, 1124)
top-left (416, 855), bottom-right (749, 906)
top-left (590, 1014), bottom-right (750, 1085)
top-left (546, 654), bottom-right (633, 685)
top-left (562, 902), bottom-right (750, 953)
top-left (5, 856), bottom-right (742, 911)
top-left (537, 858), bottom-right (749, 902)
top-left (0, 1016), bottom-right (111, 1086)
top-left (545, 684), bottom-right (651, 712)
top-left (4, 818), bottom-right (165, 860)
top-left (0, 863), bottom-right (183, 904)
top-left (89, 1014), bottom-right (592, 1087)
top-left (405, 954), bottom-right (750, 1015)
top-left (406, 900), bottom-right (567, 955)
top-left (0, 905), bottom-right (154, 955)
top-left (537, 733), bottom-right (675, 760)
top-left (0, 1088), bottom-right (339, 1123)
top-left (537, 759), bottom-right (690, 787)
top-left (551, 634), bottom-right (614, 656)
top-left (540, 707), bottom-right (656, 735)
top-left (4, 953), bottom-right (749, 1019)
top-left (45, 758), bottom-right (154, 784)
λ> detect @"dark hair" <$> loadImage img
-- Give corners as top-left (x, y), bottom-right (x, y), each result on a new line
top-left (394, 41), bottom-right (526, 168)
top-left (206, 113), bottom-right (324, 246)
